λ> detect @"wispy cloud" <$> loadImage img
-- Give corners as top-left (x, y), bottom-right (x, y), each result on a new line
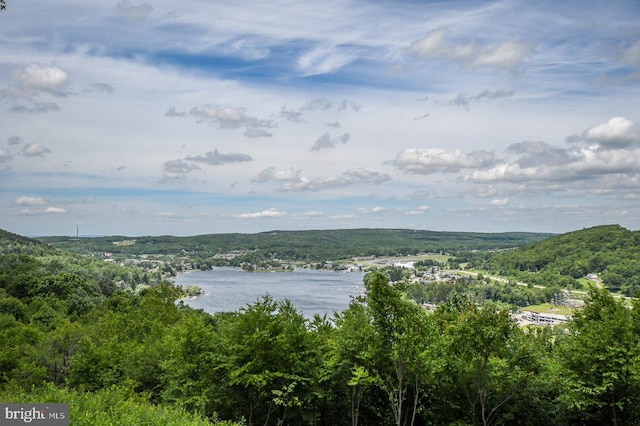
top-left (166, 104), bottom-right (274, 137)
top-left (297, 45), bottom-right (358, 76)
top-left (450, 89), bottom-right (514, 111)
top-left (311, 132), bottom-right (350, 151)
top-left (17, 196), bottom-right (48, 206)
top-left (409, 27), bottom-right (534, 73)
top-left (162, 159), bottom-right (201, 181)
top-left (278, 168), bottom-right (391, 192)
top-left (186, 149), bottom-right (253, 166)
top-left (114, 1), bottom-right (154, 21)
top-left (253, 167), bottom-right (301, 183)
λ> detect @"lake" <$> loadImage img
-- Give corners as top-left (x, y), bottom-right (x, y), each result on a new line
top-left (175, 267), bottom-right (366, 318)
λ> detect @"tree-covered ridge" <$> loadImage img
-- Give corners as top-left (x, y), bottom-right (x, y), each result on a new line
top-left (477, 225), bottom-right (640, 295)
top-left (38, 228), bottom-right (554, 261)
top-left (0, 229), bottom-right (158, 318)
top-left (0, 228), bottom-right (55, 256)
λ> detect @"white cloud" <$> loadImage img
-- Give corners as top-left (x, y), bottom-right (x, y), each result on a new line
top-left (342, 168), bottom-right (390, 184)
top-left (253, 167), bottom-right (301, 182)
top-left (409, 28), bottom-right (533, 72)
top-left (279, 168), bottom-right (390, 192)
top-left (21, 143), bottom-right (51, 158)
top-left (468, 143), bottom-right (640, 185)
top-left (406, 205), bottom-right (430, 215)
top-left (408, 27), bottom-right (453, 59)
top-left (280, 176), bottom-right (347, 192)
top-left (473, 41), bottom-right (533, 72)
top-left (18, 63), bottom-right (68, 94)
top-left (390, 148), bottom-right (494, 173)
top-left (235, 207), bottom-right (288, 219)
top-left (297, 45), bottom-right (357, 76)
top-left (578, 117), bottom-right (640, 149)
top-left (358, 206), bottom-right (386, 214)
top-left (17, 196), bottom-right (47, 206)
top-left (177, 104), bottom-right (274, 137)
top-left (329, 214), bottom-right (356, 219)
top-left (466, 162), bottom-right (541, 182)
top-left (489, 198), bottom-right (509, 206)
top-left (44, 207), bottom-right (66, 214)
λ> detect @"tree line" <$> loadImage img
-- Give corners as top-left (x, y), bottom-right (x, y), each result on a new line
top-left (38, 228), bottom-right (552, 263)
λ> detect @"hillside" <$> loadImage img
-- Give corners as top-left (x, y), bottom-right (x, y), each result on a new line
top-left (479, 225), bottom-right (640, 295)
top-left (0, 229), bottom-right (154, 307)
top-left (37, 228), bottom-right (554, 262)
top-left (0, 228), bottom-right (55, 256)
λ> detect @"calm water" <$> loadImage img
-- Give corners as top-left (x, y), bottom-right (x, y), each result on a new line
top-left (175, 267), bottom-right (366, 318)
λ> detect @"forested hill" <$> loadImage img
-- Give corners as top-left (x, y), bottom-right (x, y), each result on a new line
top-left (37, 228), bottom-right (554, 261)
top-left (480, 224), bottom-right (640, 295)
top-left (0, 228), bottom-right (54, 255)
top-left (0, 228), bottom-right (156, 307)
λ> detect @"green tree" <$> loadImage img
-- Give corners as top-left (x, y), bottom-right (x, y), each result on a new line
top-left (217, 296), bottom-right (313, 425)
top-left (364, 271), bottom-right (437, 426)
top-left (435, 300), bottom-right (541, 426)
top-left (161, 310), bottom-right (221, 417)
top-left (331, 302), bottom-right (380, 426)
top-left (558, 285), bottom-right (640, 425)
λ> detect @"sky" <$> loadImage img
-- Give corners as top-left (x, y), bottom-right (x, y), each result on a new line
top-left (1, 0), bottom-right (640, 237)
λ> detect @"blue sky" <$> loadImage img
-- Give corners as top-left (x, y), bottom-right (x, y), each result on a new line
top-left (1, 0), bottom-right (640, 236)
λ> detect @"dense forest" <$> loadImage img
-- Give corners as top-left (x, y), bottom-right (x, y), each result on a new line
top-left (38, 228), bottom-right (554, 262)
top-left (2, 227), bottom-right (640, 425)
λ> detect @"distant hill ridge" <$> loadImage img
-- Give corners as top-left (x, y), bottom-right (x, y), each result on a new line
top-left (35, 228), bottom-right (555, 261)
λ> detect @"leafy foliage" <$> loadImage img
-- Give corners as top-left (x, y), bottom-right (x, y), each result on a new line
top-left (0, 381), bottom-right (237, 426)
top-left (3, 228), bottom-right (640, 425)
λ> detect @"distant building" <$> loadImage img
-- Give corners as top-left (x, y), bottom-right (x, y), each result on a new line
top-left (515, 311), bottom-right (571, 327)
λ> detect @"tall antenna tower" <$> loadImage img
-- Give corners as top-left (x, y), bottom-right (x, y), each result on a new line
top-left (76, 224), bottom-right (79, 239)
